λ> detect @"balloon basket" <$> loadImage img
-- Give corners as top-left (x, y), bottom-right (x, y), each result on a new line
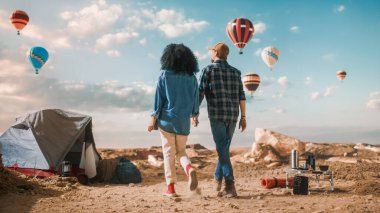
top-left (17, 31), bottom-right (20, 35)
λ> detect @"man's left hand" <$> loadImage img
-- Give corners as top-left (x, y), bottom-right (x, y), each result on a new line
top-left (239, 117), bottom-right (246, 132)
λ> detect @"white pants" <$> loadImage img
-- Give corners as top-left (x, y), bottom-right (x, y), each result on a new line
top-left (160, 129), bottom-right (191, 185)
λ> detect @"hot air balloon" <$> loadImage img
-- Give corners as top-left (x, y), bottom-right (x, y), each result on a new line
top-left (226, 18), bottom-right (254, 54)
top-left (9, 10), bottom-right (29, 35)
top-left (243, 73), bottom-right (261, 96)
top-left (336, 70), bottom-right (347, 81)
top-left (261, 46), bottom-right (280, 70)
top-left (28, 47), bottom-right (49, 74)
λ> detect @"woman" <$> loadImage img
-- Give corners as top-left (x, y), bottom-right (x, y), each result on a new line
top-left (147, 43), bottom-right (199, 197)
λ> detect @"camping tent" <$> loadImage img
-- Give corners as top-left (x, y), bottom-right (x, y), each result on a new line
top-left (0, 109), bottom-right (101, 178)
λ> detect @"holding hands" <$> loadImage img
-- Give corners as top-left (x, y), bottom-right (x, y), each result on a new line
top-left (192, 117), bottom-right (199, 127)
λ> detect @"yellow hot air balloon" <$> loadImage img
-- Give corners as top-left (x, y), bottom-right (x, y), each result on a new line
top-left (243, 73), bottom-right (260, 97)
top-left (336, 70), bottom-right (347, 81)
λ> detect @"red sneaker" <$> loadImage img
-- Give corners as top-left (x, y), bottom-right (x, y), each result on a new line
top-left (164, 183), bottom-right (178, 197)
top-left (186, 164), bottom-right (198, 191)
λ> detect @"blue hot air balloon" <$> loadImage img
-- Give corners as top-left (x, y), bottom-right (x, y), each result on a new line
top-left (28, 46), bottom-right (49, 74)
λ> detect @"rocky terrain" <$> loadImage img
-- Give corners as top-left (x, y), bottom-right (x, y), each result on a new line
top-left (0, 129), bottom-right (379, 212)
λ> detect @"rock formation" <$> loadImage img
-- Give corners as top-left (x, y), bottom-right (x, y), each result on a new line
top-left (251, 128), bottom-right (306, 163)
top-left (232, 128), bottom-right (380, 166)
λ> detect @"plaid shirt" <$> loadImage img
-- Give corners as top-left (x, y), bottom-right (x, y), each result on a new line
top-left (199, 60), bottom-right (246, 123)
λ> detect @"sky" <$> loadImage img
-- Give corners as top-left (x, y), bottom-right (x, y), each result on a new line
top-left (0, 0), bottom-right (379, 148)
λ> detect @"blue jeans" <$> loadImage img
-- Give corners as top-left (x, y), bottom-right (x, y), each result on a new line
top-left (210, 119), bottom-right (236, 182)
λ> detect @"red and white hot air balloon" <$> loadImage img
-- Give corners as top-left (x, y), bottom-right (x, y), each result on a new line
top-left (336, 70), bottom-right (347, 81)
top-left (226, 18), bottom-right (254, 54)
top-left (9, 10), bottom-right (29, 35)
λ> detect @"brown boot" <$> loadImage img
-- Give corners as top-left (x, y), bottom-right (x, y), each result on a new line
top-left (214, 179), bottom-right (222, 192)
top-left (225, 180), bottom-right (237, 198)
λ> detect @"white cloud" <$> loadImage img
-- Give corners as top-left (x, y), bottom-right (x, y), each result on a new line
top-left (260, 76), bottom-right (276, 87)
top-left (310, 86), bottom-right (337, 100)
top-left (0, 58), bottom-right (157, 112)
top-left (274, 107), bottom-right (286, 114)
top-left (310, 92), bottom-right (321, 100)
top-left (252, 38), bottom-right (261, 43)
top-left (62, 82), bottom-right (87, 91)
top-left (255, 48), bottom-right (263, 56)
top-left (277, 76), bottom-right (289, 88)
top-left (272, 91), bottom-right (285, 99)
top-left (335, 5), bottom-right (345, 13)
top-left (0, 9), bottom-right (12, 30)
top-left (0, 59), bottom-right (28, 77)
top-left (254, 22), bottom-right (266, 34)
top-left (290, 26), bottom-right (300, 33)
top-left (106, 50), bottom-right (120, 57)
top-left (324, 86), bottom-right (336, 96)
top-left (272, 76), bottom-right (289, 99)
top-left (194, 51), bottom-right (209, 61)
top-left (0, 10), bottom-right (71, 49)
top-left (139, 38), bottom-right (147, 46)
top-left (367, 91), bottom-right (380, 110)
top-left (305, 76), bottom-right (312, 85)
top-left (60, 0), bottom-right (123, 37)
top-left (95, 31), bottom-right (139, 50)
top-left (139, 9), bottom-right (208, 38)
top-left (369, 91), bottom-right (380, 99)
top-left (322, 53), bottom-right (336, 61)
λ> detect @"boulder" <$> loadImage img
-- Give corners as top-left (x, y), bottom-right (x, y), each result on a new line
top-left (327, 157), bottom-right (358, 164)
top-left (186, 144), bottom-right (207, 150)
top-left (305, 143), bottom-right (355, 158)
top-left (185, 144), bottom-right (213, 158)
top-left (252, 128), bottom-right (306, 162)
top-left (354, 143), bottom-right (380, 153)
top-left (147, 155), bottom-right (163, 167)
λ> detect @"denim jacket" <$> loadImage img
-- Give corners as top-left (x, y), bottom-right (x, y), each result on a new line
top-left (151, 70), bottom-right (199, 135)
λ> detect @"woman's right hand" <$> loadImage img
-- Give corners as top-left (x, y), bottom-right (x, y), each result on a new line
top-left (192, 117), bottom-right (199, 127)
top-left (147, 117), bottom-right (157, 132)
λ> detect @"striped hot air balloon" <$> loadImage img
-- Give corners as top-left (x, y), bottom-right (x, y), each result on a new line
top-left (28, 46), bottom-right (49, 74)
top-left (261, 46), bottom-right (280, 70)
top-left (9, 10), bottom-right (29, 35)
top-left (243, 73), bottom-right (261, 96)
top-left (226, 18), bottom-right (254, 54)
top-left (336, 70), bottom-right (347, 81)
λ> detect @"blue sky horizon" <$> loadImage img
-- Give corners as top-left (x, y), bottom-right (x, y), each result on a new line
top-left (0, 0), bottom-right (379, 148)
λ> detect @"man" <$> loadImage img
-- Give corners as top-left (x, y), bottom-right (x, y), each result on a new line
top-left (195, 42), bottom-right (246, 198)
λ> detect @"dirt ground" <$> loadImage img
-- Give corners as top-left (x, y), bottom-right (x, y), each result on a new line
top-left (1, 149), bottom-right (379, 213)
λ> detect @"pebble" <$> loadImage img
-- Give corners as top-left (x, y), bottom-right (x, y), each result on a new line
top-left (300, 206), bottom-right (304, 209)
top-left (257, 196), bottom-right (263, 200)
top-left (174, 197), bottom-right (182, 202)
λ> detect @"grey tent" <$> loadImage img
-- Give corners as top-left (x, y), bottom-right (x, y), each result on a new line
top-left (0, 109), bottom-right (100, 178)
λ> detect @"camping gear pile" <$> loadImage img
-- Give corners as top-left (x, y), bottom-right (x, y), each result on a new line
top-left (0, 109), bottom-right (100, 180)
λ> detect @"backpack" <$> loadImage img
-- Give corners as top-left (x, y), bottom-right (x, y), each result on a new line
top-left (110, 157), bottom-right (142, 184)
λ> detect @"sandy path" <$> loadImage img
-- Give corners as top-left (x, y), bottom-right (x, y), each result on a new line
top-left (1, 162), bottom-right (379, 213)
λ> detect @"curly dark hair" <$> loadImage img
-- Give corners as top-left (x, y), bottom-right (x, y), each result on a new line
top-left (160, 43), bottom-right (199, 75)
